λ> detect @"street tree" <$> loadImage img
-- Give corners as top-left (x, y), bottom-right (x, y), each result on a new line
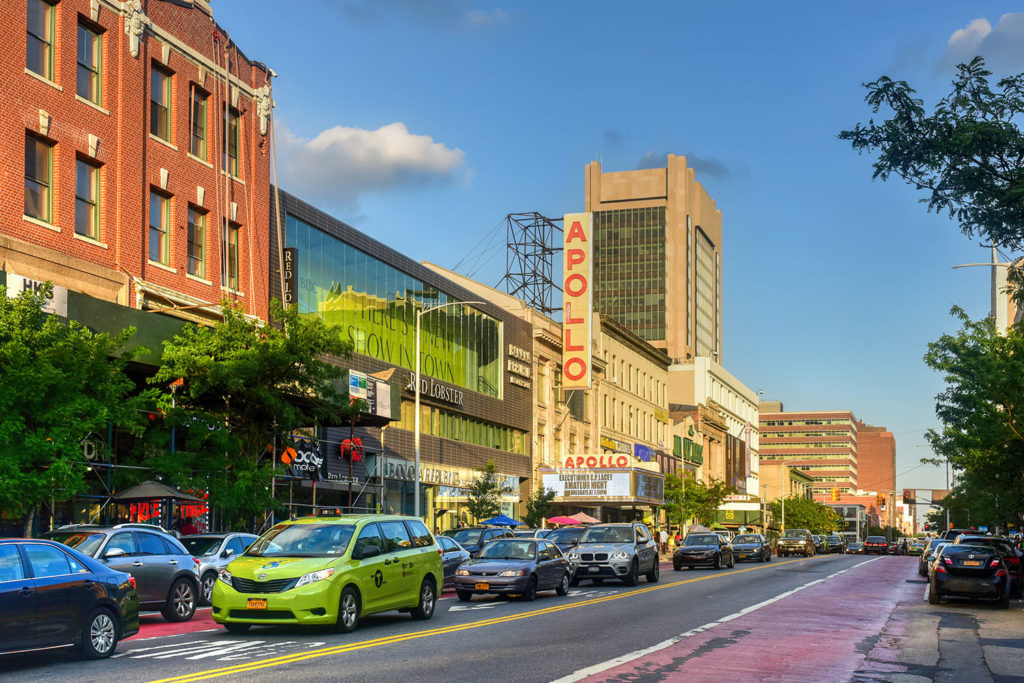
top-left (522, 485), bottom-right (556, 528)
top-left (146, 300), bottom-right (361, 530)
top-left (680, 477), bottom-right (734, 527)
top-left (768, 497), bottom-right (844, 535)
top-left (839, 57), bottom-right (1024, 255)
top-left (465, 460), bottom-right (512, 522)
top-left (0, 283), bottom-right (148, 535)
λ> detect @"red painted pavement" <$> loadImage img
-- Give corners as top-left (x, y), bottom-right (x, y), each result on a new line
top-left (125, 608), bottom-right (219, 641)
top-left (582, 557), bottom-right (922, 682)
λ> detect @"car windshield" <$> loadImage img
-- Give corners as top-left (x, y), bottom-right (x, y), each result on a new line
top-left (943, 544), bottom-right (991, 556)
top-left (181, 537), bottom-right (223, 556)
top-left (447, 529), bottom-right (484, 545)
top-left (578, 526), bottom-right (633, 544)
top-left (46, 532), bottom-right (105, 557)
top-left (546, 528), bottom-right (582, 544)
top-left (733, 535), bottom-right (760, 544)
top-left (866, 536), bottom-right (886, 543)
top-left (781, 530), bottom-right (807, 538)
top-left (684, 534), bottom-right (720, 546)
top-left (478, 540), bottom-right (536, 560)
top-left (245, 524), bottom-right (355, 558)
top-left (827, 537), bottom-right (841, 542)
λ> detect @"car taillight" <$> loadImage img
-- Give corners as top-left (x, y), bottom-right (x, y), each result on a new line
top-left (438, 547), bottom-right (444, 557)
top-left (935, 564), bottom-right (946, 574)
top-left (989, 559), bottom-right (1001, 568)
top-left (943, 557), bottom-right (953, 565)
top-left (997, 568), bottom-right (1008, 577)
top-left (129, 576), bottom-right (137, 590)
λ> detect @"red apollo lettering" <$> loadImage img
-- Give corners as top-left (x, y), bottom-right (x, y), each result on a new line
top-left (564, 301), bottom-right (583, 324)
top-left (576, 456), bottom-right (586, 467)
top-left (564, 357), bottom-right (588, 381)
top-left (586, 456), bottom-right (597, 467)
top-left (565, 221), bottom-right (588, 243)
top-left (565, 273), bottom-right (588, 297)
top-left (564, 328), bottom-right (584, 352)
top-left (566, 248), bottom-right (586, 270)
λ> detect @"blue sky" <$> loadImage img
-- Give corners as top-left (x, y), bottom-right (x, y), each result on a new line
top-left (215, 2), bottom-right (1024, 494)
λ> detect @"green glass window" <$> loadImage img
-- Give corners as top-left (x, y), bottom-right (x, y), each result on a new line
top-left (149, 191), bottom-right (169, 264)
top-left (77, 23), bottom-right (102, 104)
top-left (27, 0), bottom-right (54, 80)
top-left (25, 135), bottom-right (53, 222)
top-left (151, 65), bottom-right (172, 141)
top-left (187, 207), bottom-right (205, 277)
top-left (75, 159), bottom-right (100, 239)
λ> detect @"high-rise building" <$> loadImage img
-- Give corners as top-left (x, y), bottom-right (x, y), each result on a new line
top-left (759, 410), bottom-right (859, 499)
top-left (854, 420), bottom-right (896, 528)
top-left (584, 154), bottom-right (722, 363)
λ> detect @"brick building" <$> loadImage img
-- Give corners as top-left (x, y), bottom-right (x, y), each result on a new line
top-left (3, 0), bottom-right (273, 338)
top-left (759, 409), bottom-right (859, 500)
top-left (854, 420), bottom-right (897, 528)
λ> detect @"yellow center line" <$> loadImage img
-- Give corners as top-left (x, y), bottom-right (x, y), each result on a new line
top-left (150, 557), bottom-right (818, 683)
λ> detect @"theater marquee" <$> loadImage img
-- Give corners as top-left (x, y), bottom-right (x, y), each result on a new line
top-left (539, 467), bottom-right (664, 506)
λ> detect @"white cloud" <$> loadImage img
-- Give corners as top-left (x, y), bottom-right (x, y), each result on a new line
top-left (941, 13), bottom-right (1024, 74)
top-left (276, 121), bottom-right (466, 209)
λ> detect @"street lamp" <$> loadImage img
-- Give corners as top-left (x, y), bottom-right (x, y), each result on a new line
top-left (414, 300), bottom-right (485, 520)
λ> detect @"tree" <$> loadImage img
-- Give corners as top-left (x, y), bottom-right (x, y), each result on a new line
top-left (662, 473), bottom-right (686, 530)
top-left (522, 486), bottom-right (556, 528)
top-left (681, 477), bottom-right (734, 527)
top-left (146, 300), bottom-right (361, 530)
top-left (839, 57), bottom-right (1024, 254)
top-left (465, 460), bottom-right (512, 522)
top-left (768, 497), bottom-right (844, 535)
top-left (0, 283), bottom-right (148, 535)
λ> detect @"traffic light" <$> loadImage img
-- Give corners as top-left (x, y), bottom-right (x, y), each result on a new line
top-left (877, 493), bottom-right (886, 511)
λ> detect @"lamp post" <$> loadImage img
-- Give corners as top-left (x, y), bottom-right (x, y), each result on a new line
top-left (414, 300), bottom-right (485, 520)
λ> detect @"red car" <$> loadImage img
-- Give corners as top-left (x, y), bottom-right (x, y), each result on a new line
top-left (863, 536), bottom-right (889, 555)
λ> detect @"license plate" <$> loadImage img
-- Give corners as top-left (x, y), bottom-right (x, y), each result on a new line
top-left (963, 560), bottom-right (981, 567)
top-left (475, 582), bottom-right (489, 590)
top-left (589, 566), bottom-right (600, 573)
top-left (246, 598), bottom-right (267, 609)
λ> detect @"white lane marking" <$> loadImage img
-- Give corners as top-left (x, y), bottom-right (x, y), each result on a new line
top-left (118, 639), bottom-right (227, 654)
top-left (552, 557), bottom-right (882, 683)
top-left (448, 603), bottom-right (500, 611)
top-left (131, 641), bottom-right (263, 659)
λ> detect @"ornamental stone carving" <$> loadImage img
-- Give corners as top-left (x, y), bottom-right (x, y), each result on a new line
top-left (254, 85), bottom-right (274, 136)
top-left (122, 0), bottom-right (150, 58)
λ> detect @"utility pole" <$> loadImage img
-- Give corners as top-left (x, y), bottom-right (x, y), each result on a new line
top-left (952, 245), bottom-right (1014, 335)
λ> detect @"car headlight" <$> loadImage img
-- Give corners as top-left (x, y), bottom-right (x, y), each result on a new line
top-left (567, 552), bottom-right (579, 561)
top-left (456, 568), bottom-right (471, 576)
top-left (498, 569), bottom-right (526, 577)
top-left (611, 551), bottom-right (631, 560)
top-left (218, 568), bottom-right (233, 587)
top-left (295, 568), bottom-right (335, 588)
top-left (797, 540), bottom-right (806, 545)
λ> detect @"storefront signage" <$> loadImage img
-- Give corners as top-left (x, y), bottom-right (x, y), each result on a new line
top-left (682, 438), bottom-right (704, 465)
top-left (562, 454), bottom-right (631, 468)
top-left (345, 370), bottom-right (393, 419)
top-left (654, 408), bottom-right (669, 424)
top-left (600, 435), bottom-right (632, 454)
top-left (282, 248), bottom-right (296, 306)
top-left (406, 374), bottom-right (465, 407)
top-left (282, 438), bottom-right (324, 479)
top-left (543, 471), bottom-right (631, 498)
top-left (634, 444), bottom-right (655, 462)
top-left (562, 212), bottom-right (592, 388)
top-left (6, 272), bottom-right (67, 316)
top-left (506, 343), bottom-right (532, 389)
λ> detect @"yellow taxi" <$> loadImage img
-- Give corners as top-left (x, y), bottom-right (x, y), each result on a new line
top-left (211, 514), bottom-right (443, 633)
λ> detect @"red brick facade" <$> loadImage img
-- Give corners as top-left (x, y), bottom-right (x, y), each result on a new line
top-left (1, 0), bottom-right (272, 323)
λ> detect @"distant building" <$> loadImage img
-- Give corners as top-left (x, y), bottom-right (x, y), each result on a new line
top-left (854, 420), bottom-right (897, 529)
top-left (759, 410), bottom-right (859, 500)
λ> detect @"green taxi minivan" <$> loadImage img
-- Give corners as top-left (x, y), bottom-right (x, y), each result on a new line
top-left (211, 515), bottom-right (443, 633)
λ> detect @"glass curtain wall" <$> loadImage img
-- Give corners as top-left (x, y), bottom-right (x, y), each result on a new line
top-left (286, 215), bottom-right (502, 398)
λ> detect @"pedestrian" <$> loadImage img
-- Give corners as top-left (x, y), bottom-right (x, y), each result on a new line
top-left (659, 527), bottom-right (668, 554)
top-left (179, 516), bottom-right (198, 536)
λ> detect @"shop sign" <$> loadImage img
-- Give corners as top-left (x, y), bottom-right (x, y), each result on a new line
top-left (636, 471), bottom-right (663, 501)
top-left (562, 454), bottom-right (631, 468)
top-left (406, 374), bottom-right (465, 408)
top-left (542, 471), bottom-right (631, 498)
top-left (282, 438), bottom-right (324, 479)
top-left (506, 343), bottom-right (532, 389)
top-left (561, 212), bottom-right (592, 388)
top-left (346, 370), bottom-right (393, 419)
top-left (634, 443), bottom-right (655, 462)
top-left (282, 248), bottom-right (296, 306)
top-left (600, 435), bottom-right (632, 454)
top-left (682, 438), bottom-right (704, 465)
top-left (6, 272), bottom-right (67, 316)
top-left (654, 408), bottom-right (669, 424)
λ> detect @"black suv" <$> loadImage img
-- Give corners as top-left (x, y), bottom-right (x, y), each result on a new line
top-left (45, 524), bottom-right (200, 621)
top-left (567, 522), bottom-right (660, 586)
top-left (442, 527), bottom-right (514, 557)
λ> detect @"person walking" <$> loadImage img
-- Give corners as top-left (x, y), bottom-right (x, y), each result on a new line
top-left (659, 527), bottom-right (669, 555)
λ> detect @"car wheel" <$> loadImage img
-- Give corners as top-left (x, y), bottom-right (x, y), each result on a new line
top-left (569, 576), bottom-right (580, 587)
top-left (224, 622), bottom-right (250, 633)
top-left (713, 554), bottom-right (721, 570)
top-left (162, 578), bottom-right (197, 622)
top-left (928, 580), bottom-right (941, 605)
top-left (520, 575), bottom-right (538, 601)
top-left (201, 571), bottom-right (217, 606)
top-left (78, 608), bottom-right (118, 660)
top-left (727, 553), bottom-right (734, 569)
top-left (997, 594), bottom-right (1010, 609)
top-left (457, 590), bottom-right (472, 602)
top-left (645, 559), bottom-right (660, 583)
top-left (673, 563), bottom-right (682, 571)
top-left (766, 551), bottom-right (772, 563)
top-left (623, 560), bottom-right (639, 586)
top-left (1011, 583), bottom-right (1022, 600)
top-left (410, 579), bottom-right (436, 620)
top-left (335, 586), bottom-right (360, 633)
top-left (556, 573), bottom-right (570, 596)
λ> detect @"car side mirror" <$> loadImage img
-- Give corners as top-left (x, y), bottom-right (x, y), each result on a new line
top-left (104, 547), bottom-right (127, 559)
top-left (221, 548), bottom-right (235, 559)
top-left (358, 545), bottom-right (381, 559)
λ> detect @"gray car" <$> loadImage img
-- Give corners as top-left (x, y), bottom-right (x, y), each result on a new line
top-left (180, 533), bottom-right (258, 605)
top-left (44, 524), bottom-right (200, 622)
top-left (567, 522), bottom-right (660, 586)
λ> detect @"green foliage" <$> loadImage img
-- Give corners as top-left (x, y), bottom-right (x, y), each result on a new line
top-left (662, 473), bottom-right (686, 528)
top-left (768, 497), bottom-right (844, 534)
top-left (465, 460), bottom-right (511, 522)
top-left (522, 485), bottom-right (556, 528)
top-left (679, 477), bottom-right (734, 526)
top-left (923, 308), bottom-right (1024, 532)
top-left (840, 57), bottom-right (1024, 252)
top-left (146, 300), bottom-right (359, 529)
top-left (0, 283), bottom-right (148, 532)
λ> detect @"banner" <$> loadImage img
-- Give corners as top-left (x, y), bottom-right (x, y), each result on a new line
top-left (562, 212), bottom-right (592, 388)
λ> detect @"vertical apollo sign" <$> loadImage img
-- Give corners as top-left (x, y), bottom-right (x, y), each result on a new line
top-left (562, 212), bottom-right (592, 388)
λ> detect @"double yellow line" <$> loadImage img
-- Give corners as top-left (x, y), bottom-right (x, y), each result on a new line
top-left (151, 558), bottom-right (805, 682)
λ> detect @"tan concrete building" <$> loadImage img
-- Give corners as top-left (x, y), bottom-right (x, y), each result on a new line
top-left (759, 409), bottom-right (859, 499)
top-left (759, 461), bottom-right (815, 502)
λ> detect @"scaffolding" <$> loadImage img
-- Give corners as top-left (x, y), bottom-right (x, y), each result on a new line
top-left (501, 212), bottom-right (563, 316)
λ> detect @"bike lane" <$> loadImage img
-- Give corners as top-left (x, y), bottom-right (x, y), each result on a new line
top-left (563, 556), bottom-right (922, 682)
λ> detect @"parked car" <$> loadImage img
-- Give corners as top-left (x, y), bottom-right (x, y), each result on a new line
top-left (940, 528), bottom-right (972, 542)
top-left (673, 533), bottom-right (735, 570)
top-left (825, 535), bottom-right (846, 554)
top-left (846, 542), bottom-right (863, 554)
top-left (442, 527), bottom-right (514, 557)
top-left (908, 540), bottom-right (926, 556)
top-left (513, 529), bottom-right (545, 538)
top-left (862, 536), bottom-right (889, 555)
top-left (0, 538), bottom-right (139, 659)
top-left (567, 522), bottom-right (659, 586)
top-left (730, 533), bottom-right (771, 563)
top-left (436, 535), bottom-right (472, 588)
top-left (544, 527), bottom-right (585, 553)
top-left (45, 525), bottom-right (200, 622)
top-left (919, 539), bottom-right (948, 577)
top-left (777, 529), bottom-right (815, 557)
top-left (454, 538), bottom-right (571, 601)
top-left (180, 532), bottom-right (258, 605)
top-left (811, 535), bottom-right (826, 554)
top-left (928, 543), bottom-right (1010, 608)
top-left (954, 535), bottom-right (1023, 599)
top-left (213, 515), bottom-right (442, 633)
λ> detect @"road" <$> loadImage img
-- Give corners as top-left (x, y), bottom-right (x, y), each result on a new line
top-left (1, 554), bottom-right (916, 682)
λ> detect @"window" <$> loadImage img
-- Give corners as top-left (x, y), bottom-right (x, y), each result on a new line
top-left (149, 190), bottom-right (170, 264)
top-left (25, 135), bottom-right (53, 222)
top-left (137, 533), bottom-right (167, 556)
top-left (0, 545), bottom-right (26, 582)
top-left (106, 533), bottom-right (137, 556)
top-left (379, 521), bottom-right (412, 552)
top-left (24, 544), bottom-right (71, 578)
top-left (75, 159), bottom-right (100, 239)
top-left (187, 206), bottom-right (205, 277)
top-left (189, 85), bottom-right (207, 158)
top-left (224, 222), bottom-right (239, 289)
top-left (26, 0), bottom-right (55, 80)
top-left (223, 106), bottom-right (239, 175)
top-left (150, 65), bottom-right (172, 141)
top-left (404, 520), bottom-right (433, 548)
top-left (77, 23), bottom-right (102, 104)
top-left (353, 524), bottom-right (385, 558)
